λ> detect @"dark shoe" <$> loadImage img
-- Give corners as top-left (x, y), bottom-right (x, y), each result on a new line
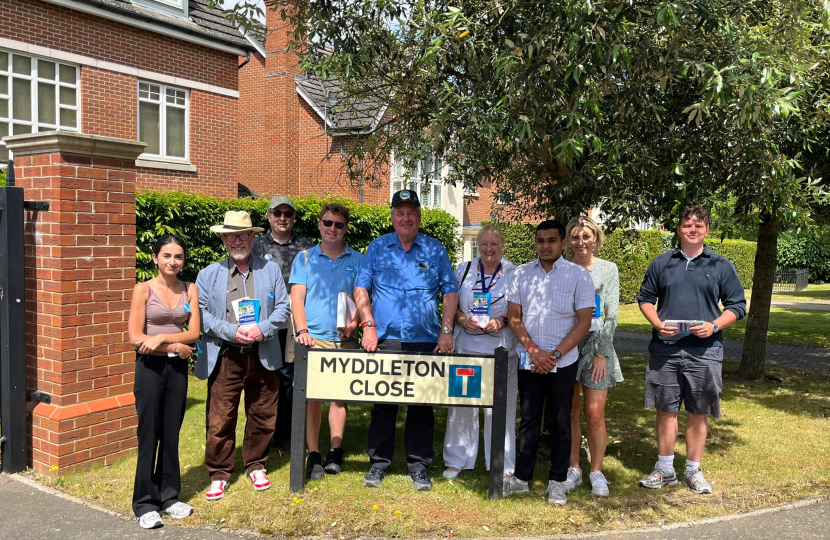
top-left (306, 452), bottom-right (325, 481)
top-left (409, 469), bottom-right (432, 491)
top-left (271, 435), bottom-right (291, 453)
top-left (363, 466), bottom-right (386, 488)
top-left (323, 448), bottom-right (344, 475)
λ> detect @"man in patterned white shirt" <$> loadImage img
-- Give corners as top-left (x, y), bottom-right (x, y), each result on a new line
top-left (504, 219), bottom-right (594, 505)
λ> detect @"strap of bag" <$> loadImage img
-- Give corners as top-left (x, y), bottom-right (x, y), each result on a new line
top-left (456, 261), bottom-right (472, 310)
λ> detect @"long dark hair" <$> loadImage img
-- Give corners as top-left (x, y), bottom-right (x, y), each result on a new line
top-left (153, 234), bottom-right (188, 259)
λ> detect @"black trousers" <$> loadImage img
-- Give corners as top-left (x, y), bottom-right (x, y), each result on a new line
top-left (132, 353), bottom-right (189, 517)
top-left (367, 340), bottom-right (436, 473)
top-left (515, 361), bottom-right (578, 483)
top-left (273, 328), bottom-right (294, 445)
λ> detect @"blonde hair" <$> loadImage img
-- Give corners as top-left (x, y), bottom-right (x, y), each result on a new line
top-left (476, 224), bottom-right (504, 246)
top-left (565, 216), bottom-right (604, 258)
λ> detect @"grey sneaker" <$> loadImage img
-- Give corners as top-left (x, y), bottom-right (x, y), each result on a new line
top-left (363, 466), bottom-right (386, 488)
top-left (638, 468), bottom-right (678, 489)
top-left (502, 475), bottom-right (529, 497)
top-left (138, 511), bottom-right (163, 529)
top-left (409, 469), bottom-right (433, 491)
top-left (546, 480), bottom-right (568, 505)
top-left (561, 466), bottom-right (583, 492)
top-left (684, 468), bottom-right (713, 494)
top-left (590, 472), bottom-right (610, 497)
top-left (306, 451), bottom-right (325, 480)
top-left (163, 502), bottom-right (193, 519)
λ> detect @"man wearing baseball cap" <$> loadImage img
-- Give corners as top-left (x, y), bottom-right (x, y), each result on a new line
top-left (195, 210), bottom-right (290, 500)
top-left (354, 189), bottom-right (458, 491)
top-left (252, 196), bottom-right (313, 452)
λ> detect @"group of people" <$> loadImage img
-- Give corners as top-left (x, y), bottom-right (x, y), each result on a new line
top-left (126, 191), bottom-right (746, 529)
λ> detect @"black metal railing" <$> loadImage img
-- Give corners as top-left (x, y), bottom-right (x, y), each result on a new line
top-left (773, 268), bottom-right (809, 293)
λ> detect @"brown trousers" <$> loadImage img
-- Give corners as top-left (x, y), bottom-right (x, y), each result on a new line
top-left (205, 349), bottom-right (279, 482)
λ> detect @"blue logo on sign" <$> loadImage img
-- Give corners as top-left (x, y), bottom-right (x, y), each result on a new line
top-left (448, 364), bottom-right (481, 398)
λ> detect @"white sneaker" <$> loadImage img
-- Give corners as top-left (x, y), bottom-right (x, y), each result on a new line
top-left (443, 467), bottom-right (461, 479)
top-left (590, 471), bottom-right (610, 497)
top-left (205, 479), bottom-right (228, 501)
top-left (138, 511), bottom-right (163, 529)
top-left (561, 466), bottom-right (583, 492)
top-left (163, 501), bottom-right (194, 519)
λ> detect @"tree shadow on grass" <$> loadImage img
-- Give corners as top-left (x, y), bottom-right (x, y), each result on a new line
top-left (723, 366), bottom-right (830, 419)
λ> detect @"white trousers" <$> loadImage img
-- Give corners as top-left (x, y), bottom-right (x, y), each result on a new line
top-left (442, 349), bottom-right (518, 474)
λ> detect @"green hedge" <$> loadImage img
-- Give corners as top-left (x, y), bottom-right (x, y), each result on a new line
top-left (136, 192), bottom-right (462, 283)
top-left (776, 233), bottom-right (830, 282)
top-left (491, 223), bottom-right (755, 303)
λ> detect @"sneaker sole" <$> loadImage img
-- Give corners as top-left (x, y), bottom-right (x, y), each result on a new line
top-left (364, 480), bottom-right (382, 488)
top-left (253, 484), bottom-right (271, 491)
top-left (638, 479), bottom-right (678, 489)
top-left (323, 464), bottom-right (342, 475)
top-left (592, 487), bottom-right (610, 497)
top-left (502, 488), bottom-right (529, 497)
top-left (205, 493), bottom-right (225, 501)
top-left (164, 509), bottom-right (194, 519)
top-left (547, 497), bottom-right (567, 505)
top-left (139, 520), bottom-right (163, 529)
top-left (685, 481), bottom-right (712, 494)
top-left (412, 483), bottom-right (432, 491)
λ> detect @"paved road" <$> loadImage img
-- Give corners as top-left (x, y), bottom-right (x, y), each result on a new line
top-left (1, 474), bottom-right (828, 540)
top-left (614, 331), bottom-right (830, 374)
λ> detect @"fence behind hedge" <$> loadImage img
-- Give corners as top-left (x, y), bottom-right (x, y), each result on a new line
top-left (136, 192), bottom-right (463, 283)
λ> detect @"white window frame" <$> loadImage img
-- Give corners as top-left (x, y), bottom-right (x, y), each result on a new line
top-left (137, 81), bottom-right (189, 162)
top-left (390, 152), bottom-right (443, 209)
top-left (0, 49), bottom-right (80, 161)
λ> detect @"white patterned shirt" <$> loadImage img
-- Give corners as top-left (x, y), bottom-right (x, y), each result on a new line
top-left (507, 256), bottom-right (595, 368)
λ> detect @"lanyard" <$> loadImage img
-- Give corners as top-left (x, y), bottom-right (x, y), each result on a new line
top-left (478, 261), bottom-right (502, 294)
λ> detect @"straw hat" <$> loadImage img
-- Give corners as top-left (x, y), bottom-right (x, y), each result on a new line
top-left (209, 210), bottom-right (265, 234)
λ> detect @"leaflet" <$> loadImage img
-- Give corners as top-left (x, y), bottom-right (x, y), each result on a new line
top-left (663, 319), bottom-right (704, 334)
top-left (336, 290), bottom-right (357, 331)
top-left (590, 293), bottom-right (602, 332)
top-left (470, 292), bottom-right (491, 328)
top-left (516, 345), bottom-right (556, 373)
top-left (232, 297), bottom-right (260, 328)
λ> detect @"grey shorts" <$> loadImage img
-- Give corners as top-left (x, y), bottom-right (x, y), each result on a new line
top-left (643, 342), bottom-right (723, 417)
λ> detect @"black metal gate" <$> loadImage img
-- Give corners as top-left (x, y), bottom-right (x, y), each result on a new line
top-left (0, 159), bottom-right (27, 473)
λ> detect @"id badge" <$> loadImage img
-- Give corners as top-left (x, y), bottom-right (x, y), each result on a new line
top-left (590, 294), bottom-right (602, 332)
top-left (517, 346), bottom-right (556, 373)
top-left (471, 292), bottom-right (491, 328)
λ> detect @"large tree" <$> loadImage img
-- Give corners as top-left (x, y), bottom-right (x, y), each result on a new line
top-left (222, 0), bottom-right (830, 378)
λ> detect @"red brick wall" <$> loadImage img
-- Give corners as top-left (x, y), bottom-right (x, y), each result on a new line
top-left (13, 146), bottom-right (139, 474)
top-left (3, 0), bottom-right (240, 198)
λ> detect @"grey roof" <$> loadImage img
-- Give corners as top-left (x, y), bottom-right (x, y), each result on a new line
top-left (69, 0), bottom-right (254, 50)
top-left (296, 73), bottom-right (387, 134)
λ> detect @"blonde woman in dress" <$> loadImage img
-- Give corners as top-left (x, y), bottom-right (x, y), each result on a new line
top-left (562, 217), bottom-right (623, 497)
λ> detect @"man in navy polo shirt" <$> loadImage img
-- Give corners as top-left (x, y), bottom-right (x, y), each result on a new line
top-left (354, 189), bottom-right (458, 491)
top-left (290, 202), bottom-right (363, 481)
top-left (636, 205), bottom-right (746, 495)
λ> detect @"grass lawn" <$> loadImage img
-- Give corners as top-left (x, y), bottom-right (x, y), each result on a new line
top-left (37, 355), bottom-right (830, 537)
top-left (616, 304), bottom-right (830, 348)
top-left (770, 283), bottom-right (830, 302)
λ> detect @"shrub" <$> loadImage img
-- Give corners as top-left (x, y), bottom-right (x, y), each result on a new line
top-left (0, 168), bottom-right (6, 187)
top-left (706, 238), bottom-right (757, 289)
top-left (136, 192), bottom-right (462, 283)
top-left (776, 233), bottom-right (830, 282)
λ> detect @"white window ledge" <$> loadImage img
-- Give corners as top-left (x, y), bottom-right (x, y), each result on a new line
top-left (136, 157), bottom-right (197, 172)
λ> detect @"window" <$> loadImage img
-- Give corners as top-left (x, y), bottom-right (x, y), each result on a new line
top-left (470, 237), bottom-right (479, 259)
top-left (138, 82), bottom-right (188, 160)
top-left (0, 51), bottom-right (79, 162)
top-left (390, 153), bottom-right (443, 209)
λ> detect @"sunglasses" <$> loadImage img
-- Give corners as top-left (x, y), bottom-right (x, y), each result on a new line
top-left (224, 232), bottom-right (252, 242)
top-left (271, 210), bottom-right (295, 218)
top-left (321, 219), bottom-right (346, 230)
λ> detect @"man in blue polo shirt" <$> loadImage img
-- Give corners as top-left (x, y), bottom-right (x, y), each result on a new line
top-left (290, 202), bottom-right (363, 482)
top-left (636, 205), bottom-right (746, 495)
top-left (354, 189), bottom-right (458, 491)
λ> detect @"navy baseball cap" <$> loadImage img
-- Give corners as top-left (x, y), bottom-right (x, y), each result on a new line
top-left (391, 189), bottom-right (421, 208)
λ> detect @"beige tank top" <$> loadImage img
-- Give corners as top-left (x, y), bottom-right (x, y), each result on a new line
top-left (144, 283), bottom-right (190, 356)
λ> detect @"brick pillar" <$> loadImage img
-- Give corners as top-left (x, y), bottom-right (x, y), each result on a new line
top-left (3, 131), bottom-right (146, 475)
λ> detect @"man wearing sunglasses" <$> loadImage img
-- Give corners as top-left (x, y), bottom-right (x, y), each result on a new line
top-left (195, 210), bottom-right (290, 500)
top-left (253, 196), bottom-right (313, 452)
top-left (288, 203), bottom-right (363, 481)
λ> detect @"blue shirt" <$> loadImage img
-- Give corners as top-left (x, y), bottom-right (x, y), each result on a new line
top-left (289, 244), bottom-right (364, 341)
top-left (354, 232), bottom-right (458, 343)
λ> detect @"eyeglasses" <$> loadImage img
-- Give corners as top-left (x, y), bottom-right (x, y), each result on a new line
top-left (224, 232), bottom-right (252, 242)
top-left (271, 210), bottom-right (295, 218)
top-left (321, 219), bottom-right (346, 230)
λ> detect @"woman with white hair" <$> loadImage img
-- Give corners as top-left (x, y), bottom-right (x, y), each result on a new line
top-left (442, 225), bottom-right (518, 479)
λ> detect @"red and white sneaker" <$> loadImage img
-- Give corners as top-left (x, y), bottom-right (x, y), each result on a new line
top-left (249, 469), bottom-right (271, 491)
top-left (205, 479), bottom-right (228, 501)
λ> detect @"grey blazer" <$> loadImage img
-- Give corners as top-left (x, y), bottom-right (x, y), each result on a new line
top-left (194, 255), bottom-right (290, 380)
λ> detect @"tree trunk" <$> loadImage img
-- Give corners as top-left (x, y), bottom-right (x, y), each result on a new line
top-left (736, 211), bottom-right (781, 380)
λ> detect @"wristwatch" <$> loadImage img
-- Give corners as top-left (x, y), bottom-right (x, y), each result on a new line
top-left (360, 320), bottom-right (375, 328)
top-left (711, 322), bottom-right (719, 333)
top-left (502, 315), bottom-right (509, 326)
top-left (441, 326), bottom-right (453, 334)
top-left (552, 350), bottom-right (562, 359)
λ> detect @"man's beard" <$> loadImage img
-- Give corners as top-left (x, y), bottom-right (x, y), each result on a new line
top-left (229, 247), bottom-right (251, 261)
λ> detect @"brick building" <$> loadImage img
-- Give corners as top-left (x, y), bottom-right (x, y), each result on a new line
top-left (1, 0), bottom-right (256, 198)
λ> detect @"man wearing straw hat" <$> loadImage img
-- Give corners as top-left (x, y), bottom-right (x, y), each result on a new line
top-left (195, 210), bottom-right (290, 501)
